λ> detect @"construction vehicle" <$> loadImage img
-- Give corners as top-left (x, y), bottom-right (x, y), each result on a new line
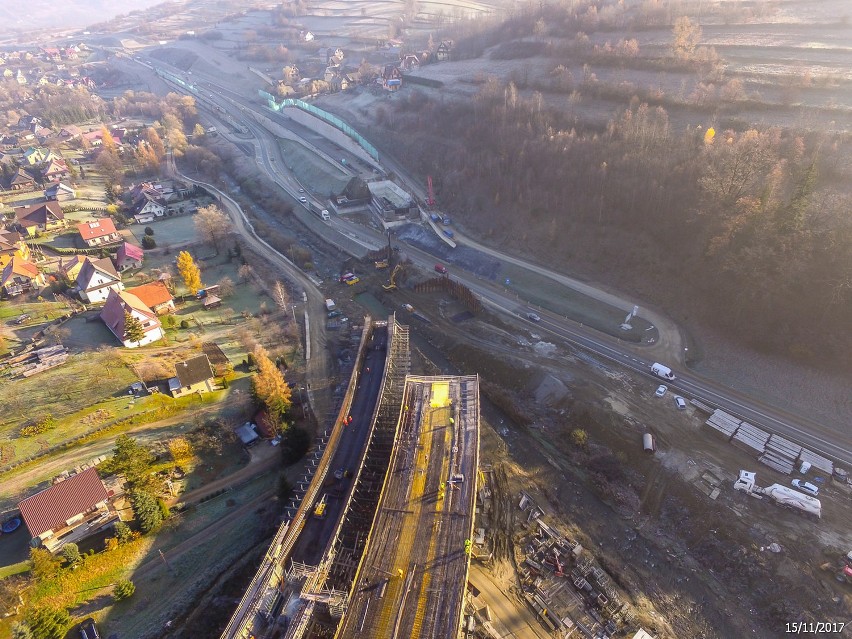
top-left (733, 470), bottom-right (821, 519)
top-left (383, 264), bottom-right (402, 290)
top-left (313, 494), bottom-right (328, 519)
top-left (374, 259), bottom-right (388, 269)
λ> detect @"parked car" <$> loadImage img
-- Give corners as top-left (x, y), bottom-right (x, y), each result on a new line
top-left (792, 479), bottom-right (819, 496)
top-left (674, 396), bottom-right (687, 410)
top-left (655, 385), bottom-right (668, 397)
top-left (526, 312), bottom-right (541, 322)
top-left (328, 310), bottom-right (342, 318)
top-left (79, 618), bottom-right (101, 639)
top-left (13, 313), bottom-right (30, 324)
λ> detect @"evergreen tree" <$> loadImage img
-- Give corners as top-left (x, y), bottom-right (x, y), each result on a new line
top-left (25, 607), bottom-right (70, 639)
top-left (123, 311), bottom-right (146, 346)
top-left (130, 489), bottom-right (163, 533)
top-left (113, 579), bottom-right (136, 601)
top-left (176, 250), bottom-right (202, 295)
top-left (60, 543), bottom-right (80, 566)
top-left (100, 435), bottom-right (154, 488)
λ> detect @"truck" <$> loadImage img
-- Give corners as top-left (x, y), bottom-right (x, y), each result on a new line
top-left (313, 494), bottom-right (328, 519)
top-left (325, 299), bottom-right (336, 311)
top-left (650, 362), bottom-right (676, 381)
top-left (733, 470), bottom-right (821, 519)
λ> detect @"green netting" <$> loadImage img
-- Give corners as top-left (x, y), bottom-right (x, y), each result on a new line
top-left (259, 90), bottom-right (379, 161)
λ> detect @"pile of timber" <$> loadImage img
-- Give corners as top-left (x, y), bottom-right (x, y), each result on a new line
top-left (11, 344), bottom-right (69, 378)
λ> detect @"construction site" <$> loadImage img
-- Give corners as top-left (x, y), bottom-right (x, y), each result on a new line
top-left (220, 317), bottom-right (481, 639)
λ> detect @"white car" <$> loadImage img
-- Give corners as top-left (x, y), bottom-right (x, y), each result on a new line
top-left (655, 385), bottom-right (668, 397)
top-left (299, 196), bottom-right (307, 203)
top-left (674, 396), bottom-right (687, 410)
top-left (526, 312), bottom-right (541, 322)
top-left (792, 479), bottom-right (819, 496)
top-left (298, 188), bottom-right (305, 193)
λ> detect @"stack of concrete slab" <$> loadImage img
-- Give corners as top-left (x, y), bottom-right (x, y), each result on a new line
top-left (759, 434), bottom-right (802, 475)
top-left (731, 421), bottom-right (770, 456)
top-left (799, 448), bottom-right (834, 476)
top-left (704, 410), bottom-right (740, 439)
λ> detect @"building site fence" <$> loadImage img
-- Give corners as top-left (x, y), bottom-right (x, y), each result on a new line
top-left (259, 90), bottom-right (380, 161)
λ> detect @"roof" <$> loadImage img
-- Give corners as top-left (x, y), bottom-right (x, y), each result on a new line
top-left (77, 218), bottom-right (118, 241)
top-left (2, 256), bottom-right (40, 283)
top-left (127, 281), bottom-right (172, 308)
top-left (115, 242), bottom-right (144, 265)
top-left (59, 254), bottom-right (87, 273)
top-left (235, 422), bottom-right (259, 445)
top-left (45, 182), bottom-right (75, 196)
top-left (100, 289), bottom-right (159, 342)
top-left (18, 467), bottom-right (108, 538)
top-left (174, 354), bottom-right (214, 387)
top-left (201, 342), bottom-right (230, 367)
top-left (77, 256), bottom-right (120, 288)
top-left (15, 201), bottom-right (64, 226)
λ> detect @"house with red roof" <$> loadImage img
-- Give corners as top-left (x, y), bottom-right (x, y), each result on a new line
top-left (127, 280), bottom-right (174, 314)
top-left (75, 257), bottom-right (123, 303)
top-left (1, 256), bottom-right (44, 296)
top-left (77, 218), bottom-right (121, 247)
top-left (114, 241), bottom-right (143, 272)
top-left (17, 467), bottom-right (119, 551)
top-left (100, 288), bottom-right (164, 347)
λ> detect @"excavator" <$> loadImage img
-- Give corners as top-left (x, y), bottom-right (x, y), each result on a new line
top-left (383, 263), bottom-right (402, 290)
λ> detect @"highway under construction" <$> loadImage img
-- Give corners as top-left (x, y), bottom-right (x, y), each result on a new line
top-left (220, 316), bottom-right (480, 639)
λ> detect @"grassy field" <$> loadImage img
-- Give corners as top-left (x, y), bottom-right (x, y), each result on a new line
top-left (279, 139), bottom-right (349, 197)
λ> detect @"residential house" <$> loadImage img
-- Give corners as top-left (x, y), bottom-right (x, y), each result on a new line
top-left (6, 167), bottom-right (36, 192)
top-left (77, 218), bottom-right (121, 247)
top-left (41, 159), bottom-right (70, 182)
top-left (22, 146), bottom-right (46, 166)
top-left (44, 181), bottom-right (75, 201)
top-left (341, 71), bottom-right (361, 91)
top-left (15, 201), bottom-right (66, 235)
top-left (75, 257), bottom-right (123, 304)
top-left (0, 229), bottom-right (30, 267)
top-left (127, 280), bottom-right (174, 314)
top-left (436, 40), bottom-right (454, 61)
top-left (129, 184), bottom-right (167, 222)
top-left (168, 354), bottom-right (215, 397)
top-left (114, 241), bottom-right (144, 272)
top-left (58, 125), bottom-right (82, 140)
top-left (382, 65), bottom-right (402, 91)
top-left (100, 288), bottom-right (164, 347)
top-left (58, 254), bottom-right (87, 283)
top-left (17, 467), bottom-right (118, 552)
top-left (400, 53), bottom-right (420, 71)
top-left (1, 256), bottom-right (44, 295)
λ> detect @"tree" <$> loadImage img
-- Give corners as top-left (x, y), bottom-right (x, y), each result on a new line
top-left (192, 123), bottom-right (206, 139)
top-left (60, 543), bottom-right (81, 566)
top-left (113, 521), bottom-right (133, 544)
top-left (251, 345), bottom-right (292, 422)
top-left (176, 250), bottom-right (202, 295)
top-left (672, 16), bottom-right (701, 60)
top-left (100, 126), bottom-right (117, 154)
top-left (25, 607), bottom-right (69, 639)
top-left (123, 311), bottom-right (146, 346)
top-left (141, 235), bottom-right (156, 249)
top-left (96, 147), bottom-right (123, 183)
top-left (194, 205), bottom-right (231, 254)
top-left (280, 426), bottom-right (310, 465)
top-left (11, 622), bottom-right (32, 639)
top-left (29, 548), bottom-right (61, 580)
top-left (238, 263), bottom-right (253, 284)
top-left (217, 276), bottom-right (235, 297)
top-left (100, 435), bottom-right (154, 487)
top-left (271, 281), bottom-right (290, 313)
top-left (570, 428), bottom-right (588, 447)
top-left (130, 489), bottom-right (163, 533)
top-left (113, 579), bottom-right (136, 601)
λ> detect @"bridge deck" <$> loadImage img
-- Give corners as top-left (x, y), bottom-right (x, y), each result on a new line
top-left (336, 375), bottom-right (479, 639)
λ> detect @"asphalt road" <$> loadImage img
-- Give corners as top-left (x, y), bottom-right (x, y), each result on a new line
top-left (145, 56), bottom-right (852, 469)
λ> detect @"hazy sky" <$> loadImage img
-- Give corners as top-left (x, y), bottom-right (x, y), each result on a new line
top-left (0, 0), bottom-right (164, 35)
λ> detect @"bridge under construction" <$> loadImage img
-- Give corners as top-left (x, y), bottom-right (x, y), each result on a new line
top-left (220, 316), bottom-right (480, 639)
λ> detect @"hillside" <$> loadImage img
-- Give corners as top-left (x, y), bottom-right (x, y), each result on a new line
top-left (0, 0), bottom-right (163, 35)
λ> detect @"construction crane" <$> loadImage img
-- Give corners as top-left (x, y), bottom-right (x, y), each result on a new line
top-left (383, 264), bottom-right (402, 290)
top-left (552, 549), bottom-right (564, 577)
top-left (426, 175), bottom-right (436, 208)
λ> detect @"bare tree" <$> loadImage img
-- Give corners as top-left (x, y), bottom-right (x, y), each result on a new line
top-left (271, 281), bottom-right (290, 313)
top-left (194, 205), bottom-right (232, 255)
top-left (672, 16), bottom-right (702, 60)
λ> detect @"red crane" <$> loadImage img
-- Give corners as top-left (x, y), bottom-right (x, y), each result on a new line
top-left (426, 175), bottom-right (436, 207)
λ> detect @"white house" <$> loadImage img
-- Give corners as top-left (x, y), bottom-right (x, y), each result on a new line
top-left (75, 257), bottom-right (124, 304)
top-left (100, 289), bottom-right (164, 348)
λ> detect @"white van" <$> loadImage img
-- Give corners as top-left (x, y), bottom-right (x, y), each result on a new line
top-left (650, 362), bottom-right (676, 381)
top-left (320, 209), bottom-right (331, 221)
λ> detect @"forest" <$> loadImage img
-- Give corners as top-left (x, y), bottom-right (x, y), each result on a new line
top-left (373, 4), bottom-right (852, 370)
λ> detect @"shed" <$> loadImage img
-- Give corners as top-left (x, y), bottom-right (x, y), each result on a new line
top-left (235, 422), bottom-right (259, 447)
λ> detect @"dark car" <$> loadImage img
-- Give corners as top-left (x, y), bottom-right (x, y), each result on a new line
top-left (79, 618), bottom-right (101, 639)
